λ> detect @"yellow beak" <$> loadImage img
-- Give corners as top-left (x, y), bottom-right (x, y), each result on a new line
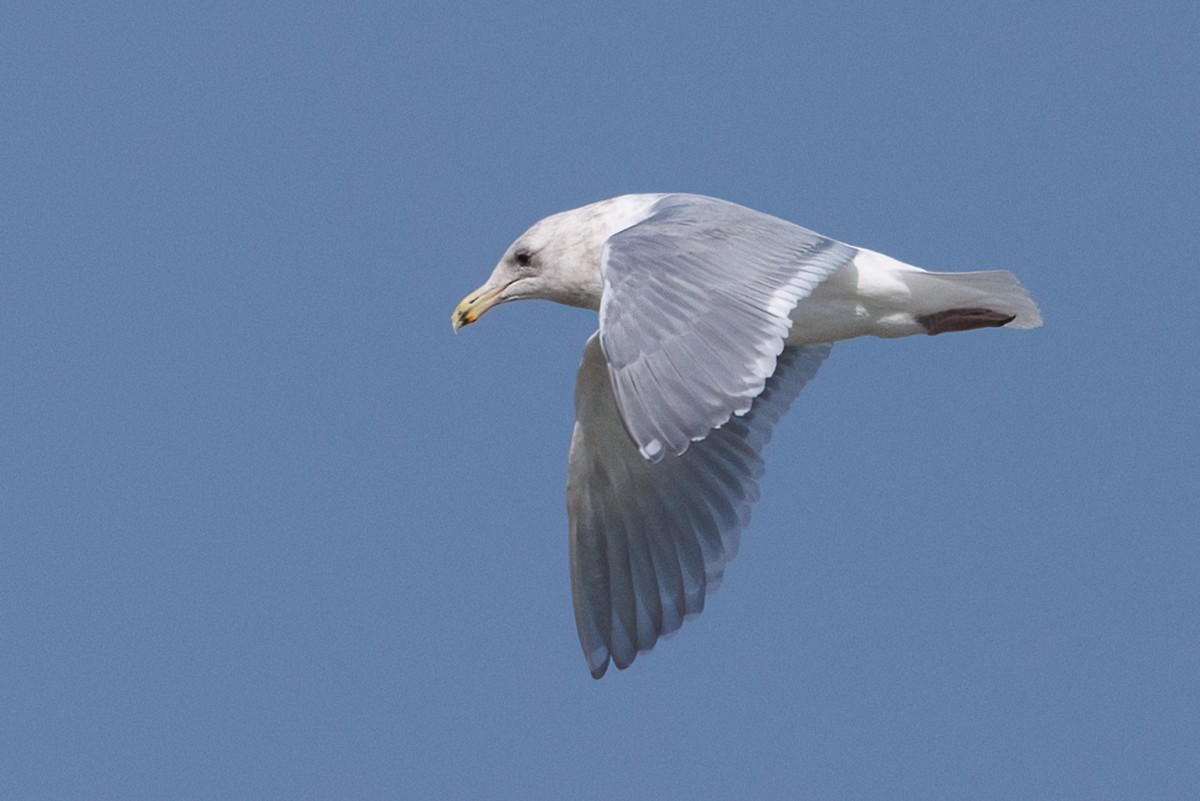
top-left (451, 280), bottom-right (510, 331)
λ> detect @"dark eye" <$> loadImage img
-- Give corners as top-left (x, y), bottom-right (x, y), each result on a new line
top-left (514, 250), bottom-right (532, 267)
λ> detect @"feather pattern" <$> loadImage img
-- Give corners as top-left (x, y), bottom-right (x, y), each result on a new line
top-left (567, 333), bottom-right (832, 678)
top-left (599, 195), bottom-right (854, 461)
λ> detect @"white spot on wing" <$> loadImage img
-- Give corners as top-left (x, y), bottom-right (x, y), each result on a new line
top-left (765, 288), bottom-right (796, 318)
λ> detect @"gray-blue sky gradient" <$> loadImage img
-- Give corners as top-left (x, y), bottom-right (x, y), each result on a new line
top-left (3, 2), bottom-right (1197, 798)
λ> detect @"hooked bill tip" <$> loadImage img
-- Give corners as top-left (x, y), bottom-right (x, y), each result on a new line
top-left (451, 299), bottom-right (476, 332)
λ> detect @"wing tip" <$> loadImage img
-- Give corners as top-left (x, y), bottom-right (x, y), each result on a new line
top-left (640, 438), bottom-right (664, 461)
top-left (585, 643), bottom-right (611, 679)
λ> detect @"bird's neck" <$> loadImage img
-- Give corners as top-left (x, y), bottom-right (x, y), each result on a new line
top-left (540, 194), bottom-right (666, 309)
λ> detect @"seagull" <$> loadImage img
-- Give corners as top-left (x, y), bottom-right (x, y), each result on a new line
top-left (453, 193), bottom-right (1041, 678)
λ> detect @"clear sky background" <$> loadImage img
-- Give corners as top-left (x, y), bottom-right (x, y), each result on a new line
top-left (3, 2), bottom-right (1197, 799)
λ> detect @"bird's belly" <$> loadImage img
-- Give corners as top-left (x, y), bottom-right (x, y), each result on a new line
top-left (784, 250), bottom-right (927, 346)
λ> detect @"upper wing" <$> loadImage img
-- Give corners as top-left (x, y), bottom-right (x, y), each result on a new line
top-left (568, 332), bottom-right (832, 678)
top-left (599, 194), bottom-right (855, 462)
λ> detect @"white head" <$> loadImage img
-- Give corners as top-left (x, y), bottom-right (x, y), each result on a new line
top-left (452, 194), bottom-right (664, 329)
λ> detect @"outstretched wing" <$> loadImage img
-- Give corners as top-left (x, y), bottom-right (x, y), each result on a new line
top-left (567, 332), bottom-right (832, 678)
top-left (599, 194), bottom-right (855, 462)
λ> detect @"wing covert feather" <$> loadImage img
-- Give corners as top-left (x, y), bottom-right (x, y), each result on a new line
top-left (599, 194), bottom-right (856, 462)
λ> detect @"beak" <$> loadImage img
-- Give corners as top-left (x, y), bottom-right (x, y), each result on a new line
top-left (452, 279), bottom-right (512, 331)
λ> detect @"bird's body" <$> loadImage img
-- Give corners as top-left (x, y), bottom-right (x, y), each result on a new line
top-left (454, 193), bottom-right (1040, 678)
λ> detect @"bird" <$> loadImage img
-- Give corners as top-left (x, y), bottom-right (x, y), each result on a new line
top-left (452, 193), bottom-right (1041, 678)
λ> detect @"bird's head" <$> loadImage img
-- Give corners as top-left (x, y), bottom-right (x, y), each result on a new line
top-left (452, 222), bottom-right (560, 331)
top-left (452, 195), bottom-right (664, 330)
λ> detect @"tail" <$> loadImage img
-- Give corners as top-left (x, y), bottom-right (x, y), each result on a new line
top-left (901, 270), bottom-right (1043, 334)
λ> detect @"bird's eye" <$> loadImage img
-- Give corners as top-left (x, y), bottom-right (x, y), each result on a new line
top-left (514, 250), bottom-right (532, 267)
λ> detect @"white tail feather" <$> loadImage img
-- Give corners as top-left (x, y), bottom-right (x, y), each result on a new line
top-left (902, 269), bottom-right (1043, 329)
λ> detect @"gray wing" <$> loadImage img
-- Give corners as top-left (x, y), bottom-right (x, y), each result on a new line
top-left (599, 194), bottom-right (856, 462)
top-left (567, 332), bottom-right (833, 678)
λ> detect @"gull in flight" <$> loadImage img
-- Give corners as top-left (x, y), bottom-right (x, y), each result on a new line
top-left (453, 193), bottom-right (1041, 678)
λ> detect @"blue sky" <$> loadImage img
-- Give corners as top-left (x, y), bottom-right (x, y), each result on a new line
top-left (2, 2), bottom-right (1197, 798)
